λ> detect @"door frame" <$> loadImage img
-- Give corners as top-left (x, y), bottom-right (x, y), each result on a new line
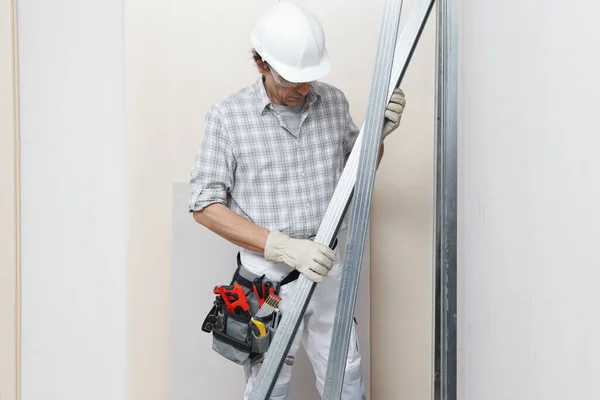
top-left (1, 1), bottom-right (21, 399)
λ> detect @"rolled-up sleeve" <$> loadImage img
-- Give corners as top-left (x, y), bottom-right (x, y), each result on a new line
top-left (342, 97), bottom-right (360, 158)
top-left (189, 106), bottom-right (235, 212)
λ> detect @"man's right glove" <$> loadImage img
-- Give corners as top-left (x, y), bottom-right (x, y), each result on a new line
top-left (264, 230), bottom-right (337, 283)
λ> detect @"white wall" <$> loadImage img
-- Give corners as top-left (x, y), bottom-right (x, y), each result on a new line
top-left (459, 1), bottom-right (600, 399)
top-left (17, 1), bottom-right (127, 399)
top-left (0, 1), bottom-right (18, 399)
top-left (9, 0), bottom-right (436, 398)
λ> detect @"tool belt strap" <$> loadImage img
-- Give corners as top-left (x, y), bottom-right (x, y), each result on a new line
top-left (231, 253), bottom-right (296, 292)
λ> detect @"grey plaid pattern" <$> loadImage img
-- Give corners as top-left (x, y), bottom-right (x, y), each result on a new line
top-left (189, 78), bottom-right (360, 239)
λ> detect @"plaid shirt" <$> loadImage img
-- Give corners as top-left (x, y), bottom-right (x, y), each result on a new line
top-left (189, 78), bottom-right (360, 239)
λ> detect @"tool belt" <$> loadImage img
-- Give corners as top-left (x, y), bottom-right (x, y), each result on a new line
top-left (201, 253), bottom-right (299, 366)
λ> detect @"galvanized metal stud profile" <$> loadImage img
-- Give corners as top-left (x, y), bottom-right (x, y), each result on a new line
top-left (322, 0), bottom-right (404, 396)
top-left (323, 0), bottom-right (436, 397)
top-left (434, 0), bottom-right (458, 398)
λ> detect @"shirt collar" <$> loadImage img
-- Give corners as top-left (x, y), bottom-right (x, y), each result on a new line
top-left (252, 77), bottom-right (322, 116)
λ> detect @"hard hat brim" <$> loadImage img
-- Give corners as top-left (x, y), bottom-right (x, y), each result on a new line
top-left (267, 49), bottom-right (331, 83)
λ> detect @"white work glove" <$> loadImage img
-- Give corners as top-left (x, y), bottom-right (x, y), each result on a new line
top-left (264, 230), bottom-right (337, 283)
top-left (382, 88), bottom-right (406, 140)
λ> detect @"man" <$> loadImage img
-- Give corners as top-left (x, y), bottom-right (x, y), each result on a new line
top-left (189, 2), bottom-right (405, 399)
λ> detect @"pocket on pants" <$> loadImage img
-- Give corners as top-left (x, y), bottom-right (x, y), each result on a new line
top-left (348, 319), bottom-right (361, 366)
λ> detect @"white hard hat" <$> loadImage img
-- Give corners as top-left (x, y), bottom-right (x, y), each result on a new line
top-left (251, 1), bottom-right (331, 83)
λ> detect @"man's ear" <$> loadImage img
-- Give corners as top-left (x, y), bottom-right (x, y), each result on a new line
top-left (255, 60), bottom-right (270, 75)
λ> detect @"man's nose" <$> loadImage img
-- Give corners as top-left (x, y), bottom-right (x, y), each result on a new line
top-left (296, 82), bottom-right (310, 96)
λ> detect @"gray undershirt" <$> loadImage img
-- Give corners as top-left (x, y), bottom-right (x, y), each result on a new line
top-left (271, 103), bottom-right (303, 135)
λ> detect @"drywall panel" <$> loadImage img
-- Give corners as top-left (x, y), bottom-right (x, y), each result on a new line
top-left (459, 1), bottom-right (600, 399)
top-left (17, 1), bottom-right (127, 399)
top-left (171, 183), bottom-right (371, 399)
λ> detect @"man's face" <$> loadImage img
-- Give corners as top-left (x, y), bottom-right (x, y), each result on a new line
top-left (269, 79), bottom-right (311, 107)
top-left (259, 63), bottom-right (311, 107)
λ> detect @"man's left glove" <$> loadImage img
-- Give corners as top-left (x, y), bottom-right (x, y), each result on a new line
top-left (382, 88), bottom-right (406, 140)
